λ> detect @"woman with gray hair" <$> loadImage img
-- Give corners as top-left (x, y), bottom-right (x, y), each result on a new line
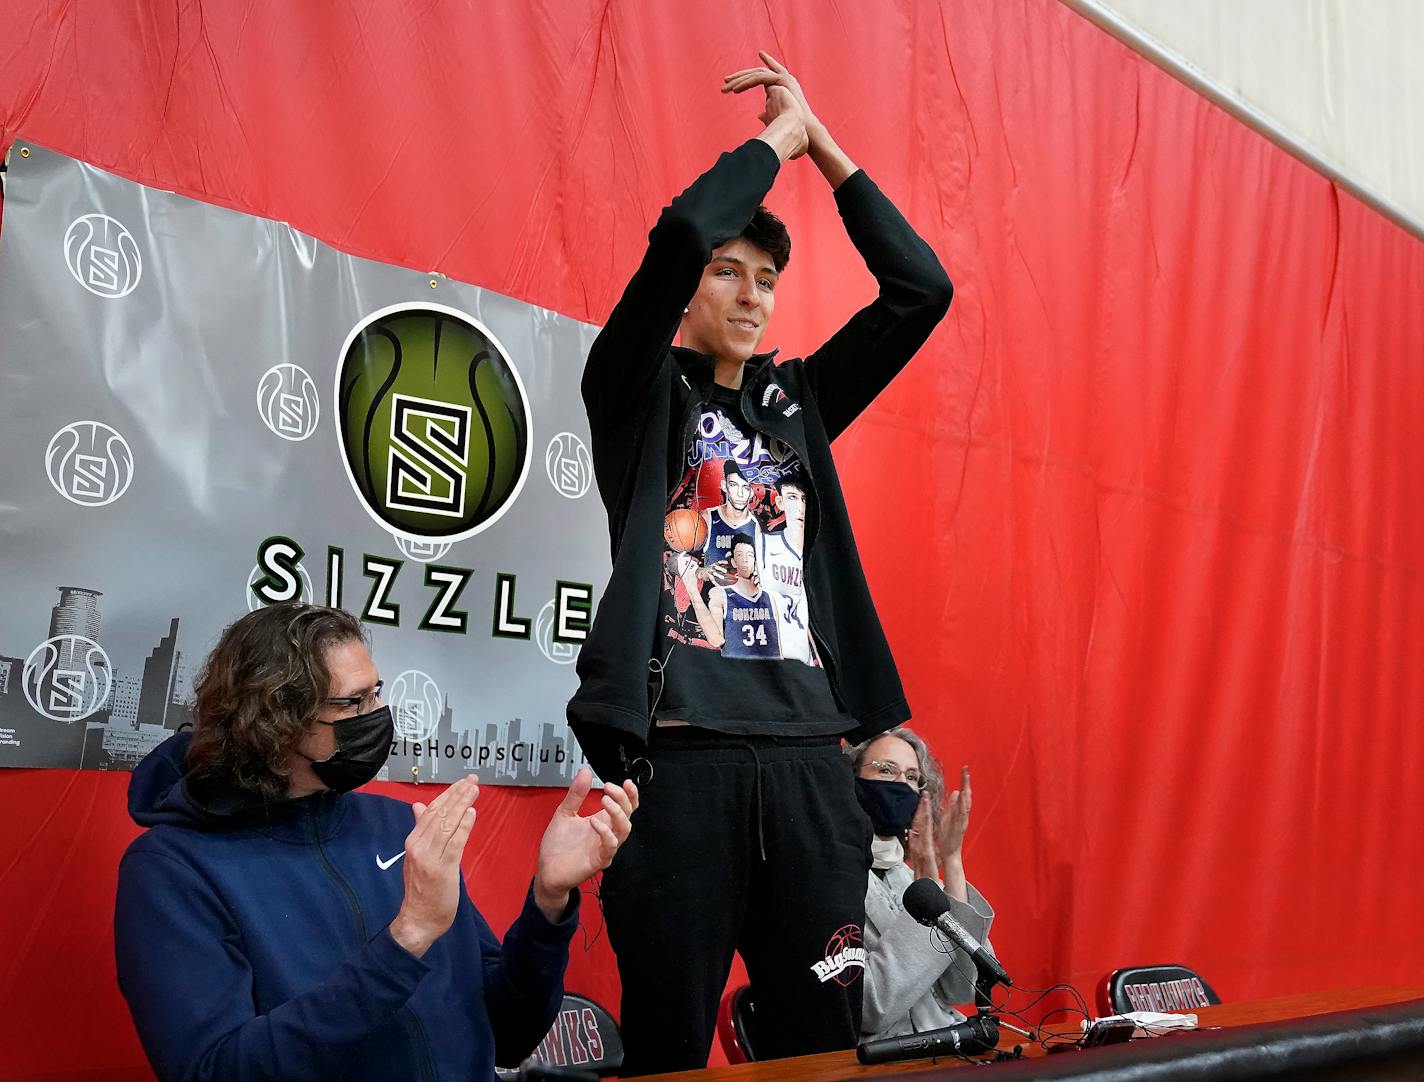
top-left (849, 726), bottom-right (998, 1040)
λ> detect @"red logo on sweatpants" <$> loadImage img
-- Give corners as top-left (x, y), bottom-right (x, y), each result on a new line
top-left (810, 924), bottom-right (865, 986)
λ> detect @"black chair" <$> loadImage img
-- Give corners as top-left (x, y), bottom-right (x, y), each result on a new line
top-left (498, 993), bottom-right (623, 1078)
top-left (716, 983), bottom-right (760, 1063)
top-left (1098, 964), bottom-right (1221, 1015)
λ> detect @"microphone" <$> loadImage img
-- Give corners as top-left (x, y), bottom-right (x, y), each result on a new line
top-left (902, 878), bottom-right (1012, 989)
top-left (856, 1015), bottom-right (1000, 1063)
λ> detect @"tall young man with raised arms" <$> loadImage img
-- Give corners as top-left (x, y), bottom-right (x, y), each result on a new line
top-left (569, 53), bottom-right (953, 1073)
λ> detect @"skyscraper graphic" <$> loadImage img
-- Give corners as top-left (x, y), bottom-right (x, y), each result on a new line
top-left (36, 587), bottom-right (110, 724)
top-left (419, 695), bottom-right (458, 784)
top-left (0, 589), bottom-right (107, 766)
top-left (48, 586), bottom-right (103, 640)
top-left (173, 651), bottom-right (191, 703)
top-left (539, 721), bottom-right (571, 781)
top-left (110, 676), bottom-right (141, 729)
top-left (138, 618), bottom-right (180, 729)
top-left (0, 655), bottom-right (21, 696)
top-left (507, 716), bottom-right (525, 781)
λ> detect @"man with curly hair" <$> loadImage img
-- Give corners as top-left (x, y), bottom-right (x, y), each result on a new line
top-left (115, 603), bottom-right (639, 1082)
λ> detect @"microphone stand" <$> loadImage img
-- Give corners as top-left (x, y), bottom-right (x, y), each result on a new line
top-left (965, 944), bottom-right (1039, 1055)
top-left (974, 965), bottom-right (997, 1015)
top-left (970, 956), bottom-right (1037, 1051)
top-left (953, 965), bottom-right (1002, 1055)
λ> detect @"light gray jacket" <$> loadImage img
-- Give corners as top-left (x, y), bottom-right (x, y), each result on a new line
top-left (861, 861), bottom-right (997, 1039)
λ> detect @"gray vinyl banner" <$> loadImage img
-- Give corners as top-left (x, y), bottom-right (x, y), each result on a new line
top-left (0, 139), bottom-right (608, 786)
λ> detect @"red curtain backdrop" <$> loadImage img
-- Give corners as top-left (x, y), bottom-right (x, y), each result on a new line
top-left (2, 1), bottom-right (1421, 1077)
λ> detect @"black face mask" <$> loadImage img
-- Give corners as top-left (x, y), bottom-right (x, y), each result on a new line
top-left (303, 705), bottom-right (394, 793)
top-left (855, 776), bottom-right (921, 837)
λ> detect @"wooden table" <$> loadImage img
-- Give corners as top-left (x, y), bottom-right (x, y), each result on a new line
top-left (635, 986), bottom-right (1424, 1082)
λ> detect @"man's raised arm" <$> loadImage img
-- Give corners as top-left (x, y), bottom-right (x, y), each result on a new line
top-left (580, 99), bottom-right (806, 492)
top-left (724, 53), bottom-right (954, 441)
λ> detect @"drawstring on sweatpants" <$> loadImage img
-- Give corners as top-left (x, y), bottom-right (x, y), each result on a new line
top-left (747, 743), bottom-right (767, 861)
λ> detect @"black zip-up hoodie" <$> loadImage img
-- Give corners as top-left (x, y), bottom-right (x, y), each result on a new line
top-left (569, 138), bottom-right (952, 780)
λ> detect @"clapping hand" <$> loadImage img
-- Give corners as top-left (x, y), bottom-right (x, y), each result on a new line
top-left (725, 52), bottom-right (811, 161)
top-left (906, 791), bottom-right (939, 879)
top-left (533, 768), bottom-right (639, 921)
top-left (723, 49), bottom-right (858, 188)
top-left (938, 765), bottom-right (972, 862)
top-left (938, 765), bottom-right (972, 903)
top-left (722, 51), bottom-right (823, 135)
top-left (389, 775), bottom-right (481, 958)
top-left (756, 86), bottom-right (809, 159)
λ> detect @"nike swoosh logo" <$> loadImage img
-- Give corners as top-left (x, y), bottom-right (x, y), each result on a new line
top-left (375, 852), bottom-right (405, 871)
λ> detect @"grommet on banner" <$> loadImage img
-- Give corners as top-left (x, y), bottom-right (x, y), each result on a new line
top-left (19, 147), bottom-right (29, 157)
top-left (411, 764), bottom-right (422, 785)
top-left (429, 278), bottom-right (438, 289)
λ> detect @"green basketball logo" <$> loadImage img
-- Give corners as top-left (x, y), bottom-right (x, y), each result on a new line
top-left (335, 304), bottom-right (531, 541)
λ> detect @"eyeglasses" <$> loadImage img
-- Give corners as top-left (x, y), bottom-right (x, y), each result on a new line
top-left (866, 759), bottom-right (925, 790)
top-left (319, 681), bottom-right (384, 720)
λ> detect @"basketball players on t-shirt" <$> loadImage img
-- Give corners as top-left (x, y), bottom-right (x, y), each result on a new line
top-left (698, 460), bottom-right (761, 584)
top-left (677, 532), bottom-right (786, 659)
top-left (759, 474), bottom-right (813, 663)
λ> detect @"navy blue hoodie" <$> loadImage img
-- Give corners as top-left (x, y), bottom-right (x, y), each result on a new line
top-left (115, 732), bottom-right (578, 1081)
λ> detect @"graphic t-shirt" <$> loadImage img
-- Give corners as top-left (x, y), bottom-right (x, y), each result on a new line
top-left (654, 385), bottom-right (849, 734)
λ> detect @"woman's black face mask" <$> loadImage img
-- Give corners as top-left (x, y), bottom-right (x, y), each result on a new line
top-left (855, 776), bottom-right (921, 836)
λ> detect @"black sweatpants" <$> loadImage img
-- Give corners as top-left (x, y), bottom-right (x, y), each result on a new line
top-left (601, 730), bottom-right (873, 1075)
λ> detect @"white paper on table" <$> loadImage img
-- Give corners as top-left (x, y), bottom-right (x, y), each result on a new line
top-left (1082, 1011), bottom-right (1199, 1037)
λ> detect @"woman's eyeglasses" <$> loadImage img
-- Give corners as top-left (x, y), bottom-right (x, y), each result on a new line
top-left (866, 759), bottom-right (925, 790)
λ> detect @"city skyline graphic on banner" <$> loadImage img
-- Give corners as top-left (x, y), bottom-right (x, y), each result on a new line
top-left (0, 584), bottom-right (583, 785)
